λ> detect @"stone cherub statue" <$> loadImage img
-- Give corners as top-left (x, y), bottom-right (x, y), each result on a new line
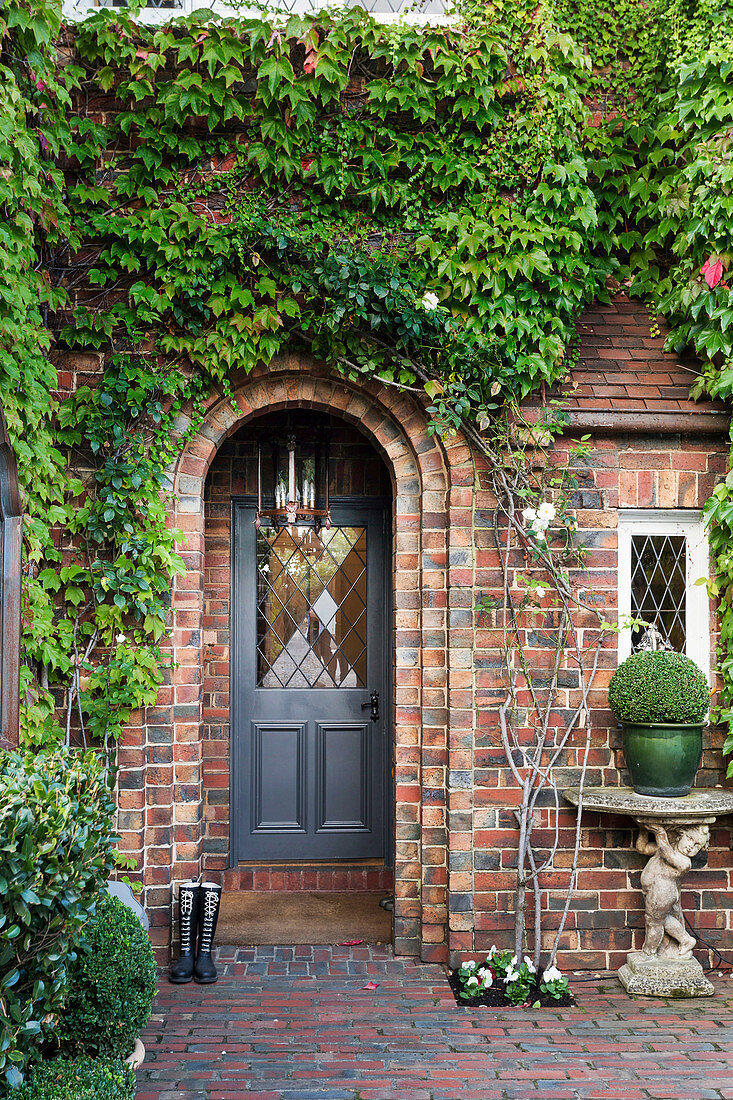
top-left (635, 623), bottom-right (673, 653)
top-left (636, 822), bottom-right (710, 958)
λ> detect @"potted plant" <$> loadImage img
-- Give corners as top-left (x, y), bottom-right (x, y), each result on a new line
top-left (608, 650), bottom-right (709, 797)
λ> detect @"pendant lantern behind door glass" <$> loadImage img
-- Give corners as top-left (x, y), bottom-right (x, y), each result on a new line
top-left (254, 425), bottom-right (367, 688)
top-left (255, 430), bottom-right (331, 533)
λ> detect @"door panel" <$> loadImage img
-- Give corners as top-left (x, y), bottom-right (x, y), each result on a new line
top-left (316, 722), bottom-right (371, 831)
top-left (250, 723), bottom-right (306, 833)
top-left (232, 502), bottom-right (388, 862)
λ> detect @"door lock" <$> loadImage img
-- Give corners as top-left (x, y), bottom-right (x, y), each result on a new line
top-left (361, 690), bottom-right (380, 722)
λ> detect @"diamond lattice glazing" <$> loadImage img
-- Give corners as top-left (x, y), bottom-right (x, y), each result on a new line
top-left (257, 524), bottom-right (367, 688)
top-left (630, 533), bottom-right (687, 652)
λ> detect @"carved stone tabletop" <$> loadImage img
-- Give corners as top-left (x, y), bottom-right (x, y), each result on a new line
top-left (564, 786), bottom-right (733, 826)
top-left (564, 786), bottom-right (733, 998)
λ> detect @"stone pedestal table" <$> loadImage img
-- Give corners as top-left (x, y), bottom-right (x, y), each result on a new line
top-left (564, 786), bottom-right (733, 997)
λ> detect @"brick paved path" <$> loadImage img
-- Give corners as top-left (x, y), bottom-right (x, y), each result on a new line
top-left (137, 945), bottom-right (733, 1100)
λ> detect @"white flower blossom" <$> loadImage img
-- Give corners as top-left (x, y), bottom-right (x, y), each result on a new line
top-left (462, 959), bottom-right (477, 970)
top-left (542, 965), bottom-right (563, 983)
top-left (486, 945), bottom-right (497, 960)
top-left (503, 968), bottom-right (519, 983)
top-left (523, 956), bottom-right (536, 973)
top-left (522, 500), bottom-right (556, 544)
top-left (466, 975), bottom-right (479, 987)
top-left (115, 634), bottom-right (127, 644)
top-left (510, 955), bottom-right (518, 967)
top-left (421, 291), bottom-right (440, 311)
top-left (478, 967), bottom-right (493, 988)
top-left (535, 586), bottom-right (546, 598)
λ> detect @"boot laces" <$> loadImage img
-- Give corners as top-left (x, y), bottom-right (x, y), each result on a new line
top-left (199, 891), bottom-right (218, 952)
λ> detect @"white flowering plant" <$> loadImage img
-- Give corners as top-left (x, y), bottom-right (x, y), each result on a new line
top-left (456, 958), bottom-right (495, 1001)
top-left (455, 949), bottom-right (567, 1007)
top-left (502, 954), bottom-right (536, 1006)
top-left (539, 965), bottom-right (570, 1000)
top-left (521, 500), bottom-right (556, 544)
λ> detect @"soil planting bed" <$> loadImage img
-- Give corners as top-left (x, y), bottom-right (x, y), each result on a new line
top-left (447, 968), bottom-right (576, 1009)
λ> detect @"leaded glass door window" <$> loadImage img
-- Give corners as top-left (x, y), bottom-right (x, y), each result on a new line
top-left (232, 502), bottom-right (389, 862)
top-left (618, 510), bottom-right (710, 676)
top-left (256, 525), bottom-right (367, 689)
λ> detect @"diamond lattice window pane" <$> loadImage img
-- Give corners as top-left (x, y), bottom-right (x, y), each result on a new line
top-left (257, 524), bottom-right (367, 688)
top-left (630, 533), bottom-right (687, 652)
top-left (94, 0), bottom-right (183, 7)
top-left (249, 0), bottom-right (446, 11)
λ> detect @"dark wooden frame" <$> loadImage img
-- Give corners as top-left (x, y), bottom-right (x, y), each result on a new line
top-left (0, 403), bottom-right (21, 749)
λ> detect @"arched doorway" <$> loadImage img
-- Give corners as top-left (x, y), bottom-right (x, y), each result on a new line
top-left (202, 409), bottom-right (394, 893)
top-left (159, 357), bottom-right (457, 961)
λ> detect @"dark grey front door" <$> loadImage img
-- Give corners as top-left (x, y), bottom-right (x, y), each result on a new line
top-left (232, 503), bottom-right (389, 862)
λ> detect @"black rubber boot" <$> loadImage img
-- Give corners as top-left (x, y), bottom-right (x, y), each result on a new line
top-left (169, 881), bottom-right (200, 984)
top-left (194, 882), bottom-right (222, 984)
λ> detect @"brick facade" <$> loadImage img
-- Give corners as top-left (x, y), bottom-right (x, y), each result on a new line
top-left (45, 32), bottom-right (733, 970)
top-left (66, 295), bottom-right (733, 969)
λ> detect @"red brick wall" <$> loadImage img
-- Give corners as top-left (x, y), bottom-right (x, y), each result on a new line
top-left (464, 431), bottom-right (731, 970)
top-left (49, 36), bottom-right (733, 966)
top-left (53, 294), bottom-right (733, 968)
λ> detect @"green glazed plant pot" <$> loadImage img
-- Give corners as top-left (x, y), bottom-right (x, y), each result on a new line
top-left (622, 723), bottom-right (704, 797)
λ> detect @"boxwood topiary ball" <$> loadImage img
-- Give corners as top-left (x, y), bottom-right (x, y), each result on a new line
top-left (608, 650), bottom-right (709, 725)
top-left (57, 893), bottom-right (157, 1060)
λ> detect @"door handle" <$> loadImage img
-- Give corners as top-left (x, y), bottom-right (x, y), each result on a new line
top-left (361, 690), bottom-right (379, 722)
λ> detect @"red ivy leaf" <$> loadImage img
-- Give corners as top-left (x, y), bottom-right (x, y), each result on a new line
top-left (362, 981), bottom-right (379, 990)
top-left (701, 257), bottom-right (724, 289)
top-left (303, 47), bottom-right (318, 74)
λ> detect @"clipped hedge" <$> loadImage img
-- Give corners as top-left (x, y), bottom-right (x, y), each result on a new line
top-left (0, 750), bottom-right (117, 1090)
top-left (14, 1057), bottom-right (134, 1100)
top-left (608, 651), bottom-right (710, 724)
top-left (57, 894), bottom-right (157, 1060)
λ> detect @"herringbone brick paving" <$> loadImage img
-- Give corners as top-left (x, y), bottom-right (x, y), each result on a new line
top-left (137, 945), bottom-right (733, 1100)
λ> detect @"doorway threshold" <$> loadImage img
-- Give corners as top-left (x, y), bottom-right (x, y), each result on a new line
top-left (216, 891), bottom-right (392, 946)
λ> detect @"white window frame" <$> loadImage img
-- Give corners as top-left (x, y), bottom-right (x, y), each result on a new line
top-left (617, 509), bottom-right (710, 679)
top-left (62, 0), bottom-right (452, 25)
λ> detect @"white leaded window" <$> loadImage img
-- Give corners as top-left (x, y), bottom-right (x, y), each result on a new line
top-left (62, 0), bottom-right (449, 23)
top-left (617, 509), bottom-right (710, 677)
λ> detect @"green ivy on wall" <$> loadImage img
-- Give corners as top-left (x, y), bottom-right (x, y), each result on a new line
top-left (4, 0), bottom-right (733, 772)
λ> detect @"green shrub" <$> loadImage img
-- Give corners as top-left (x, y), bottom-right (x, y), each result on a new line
top-left (608, 651), bottom-right (710, 724)
top-left (14, 1057), bottom-right (134, 1100)
top-left (57, 894), bottom-right (157, 1060)
top-left (0, 750), bottom-right (117, 1091)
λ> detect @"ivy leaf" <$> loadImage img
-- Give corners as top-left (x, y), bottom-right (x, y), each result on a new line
top-left (701, 257), bottom-right (724, 289)
top-left (424, 379), bottom-right (444, 399)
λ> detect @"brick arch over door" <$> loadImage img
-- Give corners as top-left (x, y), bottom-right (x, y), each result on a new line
top-left (158, 354), bottom-right (475, 962)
